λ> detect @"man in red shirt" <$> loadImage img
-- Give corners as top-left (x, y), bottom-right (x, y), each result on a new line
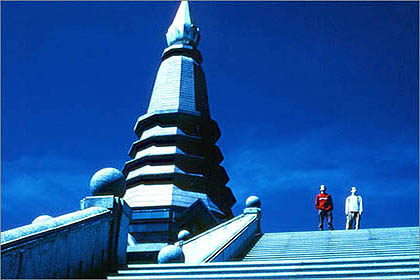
top-left (315, 184), bottom-right (334, 230)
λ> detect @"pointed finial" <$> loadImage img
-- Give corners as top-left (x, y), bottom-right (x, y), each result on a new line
top-left (166, 1), bottom-right (200, 48)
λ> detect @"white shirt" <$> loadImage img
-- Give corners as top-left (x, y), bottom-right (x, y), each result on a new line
top-left (345, 194), bottom-right (363, 214)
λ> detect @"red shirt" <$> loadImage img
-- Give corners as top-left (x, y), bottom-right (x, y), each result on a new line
top-left (315, 193), bottom-right (333, 211)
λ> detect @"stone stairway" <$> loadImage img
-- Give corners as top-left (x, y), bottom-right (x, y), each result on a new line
top-left (243, 227), bottom-right (419, 261)
top-left (109, 227), bottom-right (419, 279)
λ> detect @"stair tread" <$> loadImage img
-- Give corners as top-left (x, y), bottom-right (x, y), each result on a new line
top-left (109, 268), bottom-right (419, 279)
top-left (118, 261), bottom-right (419, 274)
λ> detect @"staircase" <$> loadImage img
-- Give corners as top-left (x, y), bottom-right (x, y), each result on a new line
top-left (109, 227), bottom-right (419, 279)
top-left (243, 227), bottom-right (419, 261)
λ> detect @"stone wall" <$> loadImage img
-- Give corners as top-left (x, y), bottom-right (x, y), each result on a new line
top-left (1, 207), bottom-right (112, 278)
top-left (1, 196), bottom-right (131, 279)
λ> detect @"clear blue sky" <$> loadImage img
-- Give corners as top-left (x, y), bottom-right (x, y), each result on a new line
top-left (2, 1), bottom-right (418, 233)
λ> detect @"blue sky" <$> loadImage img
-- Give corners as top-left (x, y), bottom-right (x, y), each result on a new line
top-left (2, 1), bottom-right (418, 233)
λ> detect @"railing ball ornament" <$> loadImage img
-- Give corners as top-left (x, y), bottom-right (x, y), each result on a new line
top-left (157, 245), bottom-right (185, 264)
top-left (245, 195), bottom-right (261, 208)
top-left (178, 229), bottom-right (191, 241)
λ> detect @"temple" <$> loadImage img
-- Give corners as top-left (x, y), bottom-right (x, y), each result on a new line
top-left (1, 2), bottom-right (418, 279)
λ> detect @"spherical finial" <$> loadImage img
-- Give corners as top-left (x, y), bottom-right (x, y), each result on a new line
top-left (32, 215), bottom-right (54, 224)
top-left (246, 196), bottom-right (261, 208)
top-left (157, 245), bottom-right (185, 264)
top-left (178, 229), bottom-right (191, 241)
top-left (90, 168), bottom-right (126, 197)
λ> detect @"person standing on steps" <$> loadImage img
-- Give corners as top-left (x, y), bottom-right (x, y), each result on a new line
top-left (345, 186), bottom-right (363, 230)
top-left (315, 184), bottom-right (334, 231)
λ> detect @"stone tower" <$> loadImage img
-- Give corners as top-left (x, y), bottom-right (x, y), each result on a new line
top-left (122, 1), bottom-right (236, 259)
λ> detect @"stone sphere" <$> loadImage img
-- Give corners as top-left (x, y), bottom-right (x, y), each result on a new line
top-left (157, 245), bottom-right (185, 264)
top-left (246, 195), bottom-right (261, 208)
top-left (90, 168), bottom-right (126, 197)
top-left (32, 215), bottom-right (54, 224)
top-left (177, 230), bottom-right (191, 241)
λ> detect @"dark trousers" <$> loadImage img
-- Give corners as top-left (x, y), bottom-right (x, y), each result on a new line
top-left (346, 212), bottom-right (361, 230)
top-left (318, 210), bottom-right (333, 230)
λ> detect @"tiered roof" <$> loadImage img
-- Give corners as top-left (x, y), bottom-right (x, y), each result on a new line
top-left (123, 1), bottom-right (235, 220)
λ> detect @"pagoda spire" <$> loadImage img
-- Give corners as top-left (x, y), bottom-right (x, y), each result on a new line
top-left (166, 1), bottom-right (200, 47)
top-left (122, 1), bottom-right (236, 258)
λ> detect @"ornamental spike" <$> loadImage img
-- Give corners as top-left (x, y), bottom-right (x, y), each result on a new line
top-left (166, 1), bottom-right (200, 48)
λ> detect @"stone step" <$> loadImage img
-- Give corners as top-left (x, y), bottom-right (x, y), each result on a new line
top-left (243, 253), bottom-right (418, 261)
top-left (248, 245), bottom-right (419, 252)
top-left (261, 232), bottom-right (418, 236)
top-left (262, 227), bottom-right (417, 235)
top-left (259, 234), bottom-right (418, 241)
top-left (246, 249), bottom-right (418, 257)
top-left (126, 255), bottom-right (419, 269)
top-left (262, 231), bottom-right (417, 236)
top-left (118, 261), bottom-right (418, 275)
top-left (256, 234), bottom-right (419, 238)
top-left (109, 267), bottom-right (419, 279)
top-left (254, 239), bottom-right (419, 245)
top-left (253, 238), bottom-right (419, 243)
top-left (255, 237), bottom-right (419, 243)
top-left (245, 248), bottom-right (419, 254)
top-left (247, 249), bottom-right (419, 255)
top-left (243, 256), bottom-right (418, 262)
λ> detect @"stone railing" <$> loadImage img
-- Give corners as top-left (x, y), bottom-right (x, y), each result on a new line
top-left (158, 196), bottom-right (262, 264)
top-left (1, 195), bottom-right (131, 279)
top-left (1, 207), bottom-right (112, 279)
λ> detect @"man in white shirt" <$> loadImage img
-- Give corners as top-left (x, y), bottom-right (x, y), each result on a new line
top-left (345, 186), bottom-right (363, 230)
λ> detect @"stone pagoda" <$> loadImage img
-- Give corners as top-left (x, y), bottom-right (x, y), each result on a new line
top-left (121, 1), bottom-right (236, 259)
